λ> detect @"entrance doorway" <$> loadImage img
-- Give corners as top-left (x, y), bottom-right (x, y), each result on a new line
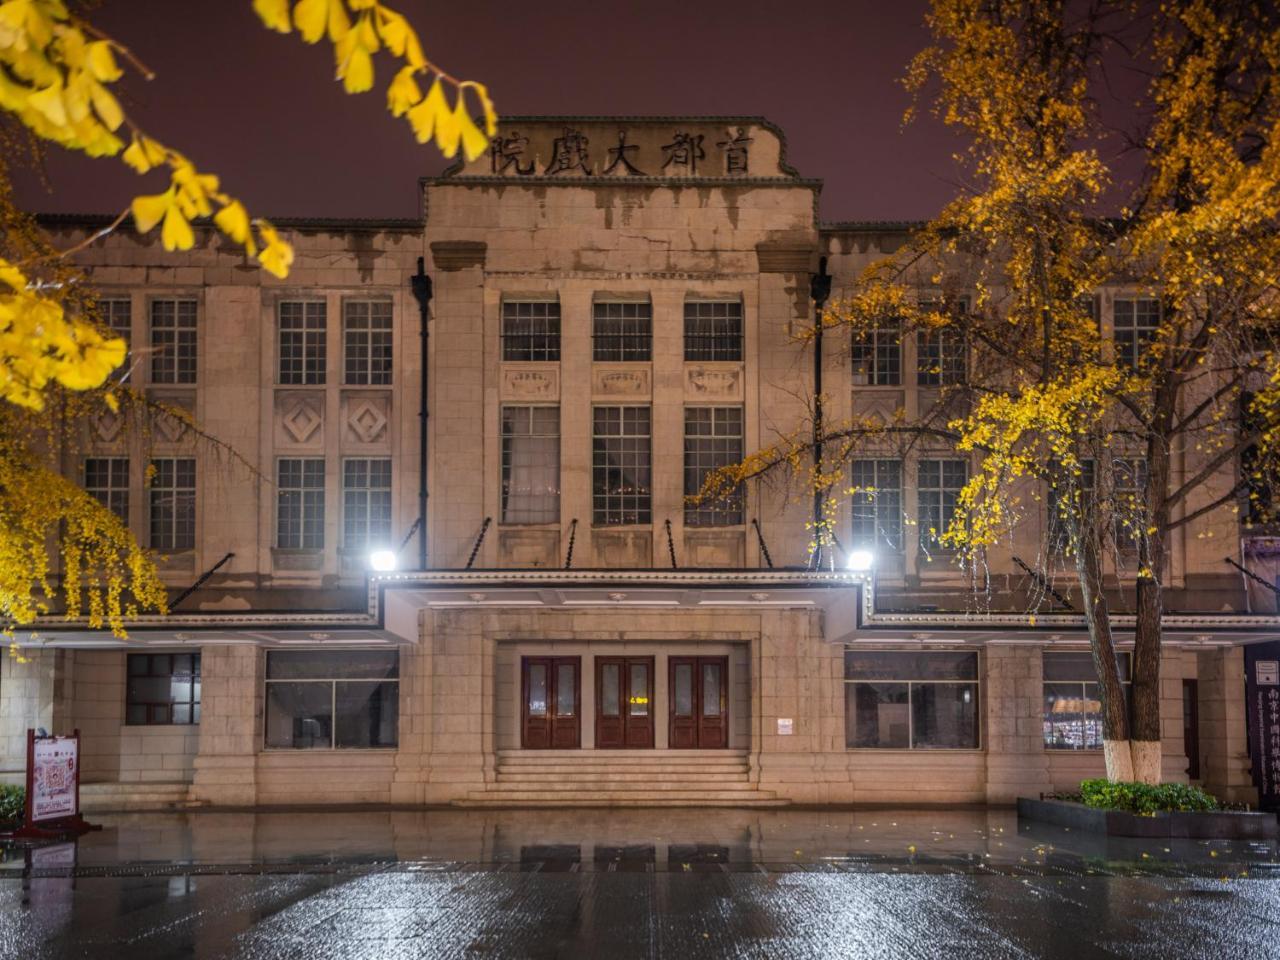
top-left (595, 657), bottom-right (655, 748)
top-left (1183, 678), bottom-right (1200, 780)
top-left (669, 656), bottom-right (729, 748)
top-left (521, 656), bottom-right (580, 748)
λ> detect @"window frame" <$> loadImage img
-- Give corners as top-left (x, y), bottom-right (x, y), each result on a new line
top-left (592, 301), bottom-right (653, 362)
top-left (917, 458), bottom-right (968, 553)
top-left (683, 406), bottom-right (745, 527)
top-left (85, 456), bottom-right (130, 524)
top-left (501, 300), bottom-right (561, 362)
top-left (100, 297), bottom-right (132, 382)
top-left (149, 298), bottom-right (198, 384)
top-left (148, 457), bottom-right (196, 551)
top-left (276, 458), bottom-right (326, 550)
top-left (683, 300), bottom-right (743, 362)
top-left (343, 299), bottom-right (394, 385)
top-left (850, 459), bottom-right (903, 552)
top-left (592, 405), bottom-right (652, 526)
top-left (1042, 651), bottom-right (1132, 751)
top-left (915, 300), bottom-right (967, 387)
top-left (278, 300), bottom-right (328, 385)
top-left (1112, 456), bottom-right (1148, 552)
top-left (125, 652), bottom-right (201, 726)
top-left (263, 649), bottom-right (400, 750)
top-left (501, 405), bottom-right (561, 525)
top-left (342, 458), bottom-right (392, 552)
top-left (851, 317), bottom-right (902, 386)
top-left (1113, 297), bottom-right (1160, 369)
top-left (844, 650), bottom-right (981, 750)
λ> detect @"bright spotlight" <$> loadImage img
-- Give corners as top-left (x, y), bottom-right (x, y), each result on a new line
top-left (369, 549), bottom-right (397, 572)
top-left (847, 549), bottom-right (874, 572)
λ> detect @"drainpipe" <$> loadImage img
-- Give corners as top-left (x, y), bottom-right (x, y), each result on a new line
top-left (409, 257), bottom-right (433, 571)
top-left (809, 256), bottom-right (833, 570)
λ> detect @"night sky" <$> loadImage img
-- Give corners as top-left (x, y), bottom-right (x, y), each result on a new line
top-left (13, 0), bottom-right (963, 223)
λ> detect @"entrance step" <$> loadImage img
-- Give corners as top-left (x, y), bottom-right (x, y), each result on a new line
top-left (486, 780), bottom-right (761, 793)
top-left (80, 781), bottom-right (204, 813)
top-left (497, 771), bottom-right (751, 783)
top-left (455, 797), bottom-right (788, 808)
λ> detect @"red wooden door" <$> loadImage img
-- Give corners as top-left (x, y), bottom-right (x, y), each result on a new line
top-left (668, 656), bottom-right (728, 749)
top-left (596, 657), bottom-right (654, 749)
top-left (522, 656), bottom-right (580, 749)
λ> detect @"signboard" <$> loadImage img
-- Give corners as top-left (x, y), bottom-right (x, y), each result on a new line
top-left (29, 734), bottom-right (79, 822)
top-left (777, 718), bottom-right (794, 736)
top-left (1245, 642), bottom-right (1280, 809)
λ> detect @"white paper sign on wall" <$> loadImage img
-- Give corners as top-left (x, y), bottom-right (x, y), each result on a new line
top-left (1259, 661), bottom-right (1279, 685)
top-left (777, 718), bottom-right (794, 736)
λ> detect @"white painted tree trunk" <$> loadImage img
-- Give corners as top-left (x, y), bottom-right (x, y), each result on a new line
top-left (1130, 740), bottom-right (1163, 785)
top-left (1103, 739), bottom-right (1135, 782)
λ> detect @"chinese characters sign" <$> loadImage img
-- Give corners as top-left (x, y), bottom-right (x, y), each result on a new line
top-left (1246, 642), bottom-right (1280, 809)
top-left (30, 735), bottom-right (79, 822)
top-left (462, 121), bottom-right (783, 180)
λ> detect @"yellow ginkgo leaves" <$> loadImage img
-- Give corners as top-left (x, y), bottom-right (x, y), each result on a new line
top-left (253, 0), bottom-right (497, 161)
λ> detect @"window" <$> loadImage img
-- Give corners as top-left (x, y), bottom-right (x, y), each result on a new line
top-left (1242, 392), bottom-right (1276, 526)
top-left (844, 651), bottom-right (979, 749)
top-left (684, 301), bottom-right (743, 361)
top-left (850, 459), bottom-right (902, 551)
top-left (149, 458), bottom-right (195, 550)
top-left (684, 407), bottom-right (744, 526)
top-left (1046, 459), bottom-right (1096, 555)
top-left (1113, 457), bottom-right (1147, 551)
top-left (85, 457), bottom-right (129, 523)
top-left (264, 650), bottom-right (399, 749)
top-left (343, 459), bottom-right (392, 551)
top-left (592, 406), bottom-right (651, 525)
top-left (917, 459), bottom-right (967, 552)
top-left (851, 318), bottom-right (901, 386)
top-left (916, 303), bottom-right (966, 386)
top-left (1043, 652), bottom-right (1131, 750)
top-left (1114, 297), bottom-right (1160, 368)
top-left (502, 300), bottom-right (560, 361)
top-left (100, 298), bottom-right (132, 381)
top-left (502, 406), bottom-right (560, 524)
top-left (344, 300), bottom-right (393, 384)
top-left (150, 299), bottom-right (197, 383)
top-left (278, 301), bottom-right (327, 385)
top-left (126, 653), bottom-right (201, 725)
top-left (277, 459), bottom-right (325, 549)
top-left (593, 301), bottom-right (652, 361)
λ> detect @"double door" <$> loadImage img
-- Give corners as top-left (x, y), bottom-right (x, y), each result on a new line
top-left (668, 656), bottom-right (729, 749)
top-left (596, 657), bottom-right (655, 749)
top-left (521, 656), bottom-right (580, 749)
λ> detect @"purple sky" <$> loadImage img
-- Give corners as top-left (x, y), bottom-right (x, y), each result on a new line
top-left (15, 0), bottom-right (963, 223)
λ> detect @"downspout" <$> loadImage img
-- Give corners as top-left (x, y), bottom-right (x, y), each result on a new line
top-left (409, 257), bottom-right (433, 571)
top-left (809, 256), bottom-right (833, 570)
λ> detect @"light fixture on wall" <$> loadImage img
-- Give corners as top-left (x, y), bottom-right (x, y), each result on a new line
top-left (847, 549), bottom-right (874, 572)
top-left (369, 549), bottom-right (397, 572)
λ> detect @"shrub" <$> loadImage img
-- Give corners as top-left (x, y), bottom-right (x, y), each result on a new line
top-left (0, 785), bottom-right (24, 826)
top-left (1078, 778), bottom-right (1219, 815)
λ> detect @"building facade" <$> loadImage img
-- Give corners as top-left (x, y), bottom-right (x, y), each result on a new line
top-left (2, 117), bottom-right (1277, 809)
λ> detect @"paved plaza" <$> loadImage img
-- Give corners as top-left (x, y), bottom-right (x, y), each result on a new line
top-left (3, 807), bottom-right (1280, 958)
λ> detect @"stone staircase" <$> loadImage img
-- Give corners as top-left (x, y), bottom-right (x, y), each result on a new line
top-left (79, 781), bottom-right (205, 813)
top-left (456, 749), bottom-right (786, 808)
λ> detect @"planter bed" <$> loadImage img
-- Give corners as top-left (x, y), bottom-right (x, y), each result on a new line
top-left (1017, 797), bottom-right (1278, 840)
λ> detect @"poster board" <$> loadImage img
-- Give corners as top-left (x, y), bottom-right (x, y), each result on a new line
top-left (1245, 642), bottom-right (1280, 809)
top-left (27, 732), bottom-right (80, 823)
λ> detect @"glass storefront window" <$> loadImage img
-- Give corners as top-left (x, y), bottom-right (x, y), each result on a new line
top-left (1042, 652), bottom-right (1131, 750)
top-left (264, 650), bottom-right (399, 749)
top-left (844, 651), bottom-right (980, 749)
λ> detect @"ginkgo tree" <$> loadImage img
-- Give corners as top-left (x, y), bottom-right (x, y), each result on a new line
top-left (701, 0), bottom-right (1280, 785)
top-left (0, 0), bottom-right (497, 642)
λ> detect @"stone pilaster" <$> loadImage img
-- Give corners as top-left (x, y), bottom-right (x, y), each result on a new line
top-left (984, 645), bottom-right (1052, 804)
top-left (0, 649), bottom-right (62, 785)
top-left (1198, 646), bottom-right (1258, 804)
top-left (191, 645), bottom-right (261, 806)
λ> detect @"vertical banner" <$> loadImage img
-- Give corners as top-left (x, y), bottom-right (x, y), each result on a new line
top-left (1245, 641), bottom-right (1280, 810)
top-left (29, 734), bottom-right (80, 822)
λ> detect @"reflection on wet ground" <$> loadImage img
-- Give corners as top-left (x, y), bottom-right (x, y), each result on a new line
top-left (3, 807), bottom-right (1280, 958)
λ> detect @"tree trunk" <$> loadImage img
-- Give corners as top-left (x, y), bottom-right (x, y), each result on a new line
top-left (1074, 524), bottom-right (1133, 781)
top-left (1130, 438), bottom-right (1172, 785)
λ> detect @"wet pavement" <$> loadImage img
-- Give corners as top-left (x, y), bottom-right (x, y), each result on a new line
top-left (3, 807), bottom-right (1280, 958)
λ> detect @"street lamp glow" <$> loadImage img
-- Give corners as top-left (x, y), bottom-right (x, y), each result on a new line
top-left (369, 549), bottom-right (397, 572)
top-left (847, 549), bottom-right (874, 572)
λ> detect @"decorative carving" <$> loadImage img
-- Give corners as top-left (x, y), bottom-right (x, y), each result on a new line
top-left (593, 367), bottom-right (650, 397)
top-left (346, 398), bottom-right (388, 444)
top-left (430, 241), bottom-right (487, 271)
top-left (91, 410), bottom-right (122, 442)
top-left (661, 131), bottom-right (705, 174)
top-left (501, 366), bottom-right (559, 400)
top-left (282, 398), bottom-right (323, 443)
top-left (544, 127), bottom-right (591, 175)
top-left (685, 365), bottom-right (742, 399)
top-left (154, 409), bottom-right (189, 443)
top-left (603, 131), bottom-right (644, 176)
top-left (718, 127), bottom-right (753, 174)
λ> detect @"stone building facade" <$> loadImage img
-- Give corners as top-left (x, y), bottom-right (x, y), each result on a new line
top-left (1, 117), bottom-right (1277, 809)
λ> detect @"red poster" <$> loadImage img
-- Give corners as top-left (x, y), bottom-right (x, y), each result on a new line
top-left (30, 736), bottom-right (79, 822)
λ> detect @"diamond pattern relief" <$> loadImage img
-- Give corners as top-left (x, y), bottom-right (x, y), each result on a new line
top-left (347, 399), bottom-right (388, 444)
top-left (91, 410), bottom-right (122, 442)
top-left (282, 400), bottom-right (323, 443)
top-left (155, 410), bottom-right (189, 443)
